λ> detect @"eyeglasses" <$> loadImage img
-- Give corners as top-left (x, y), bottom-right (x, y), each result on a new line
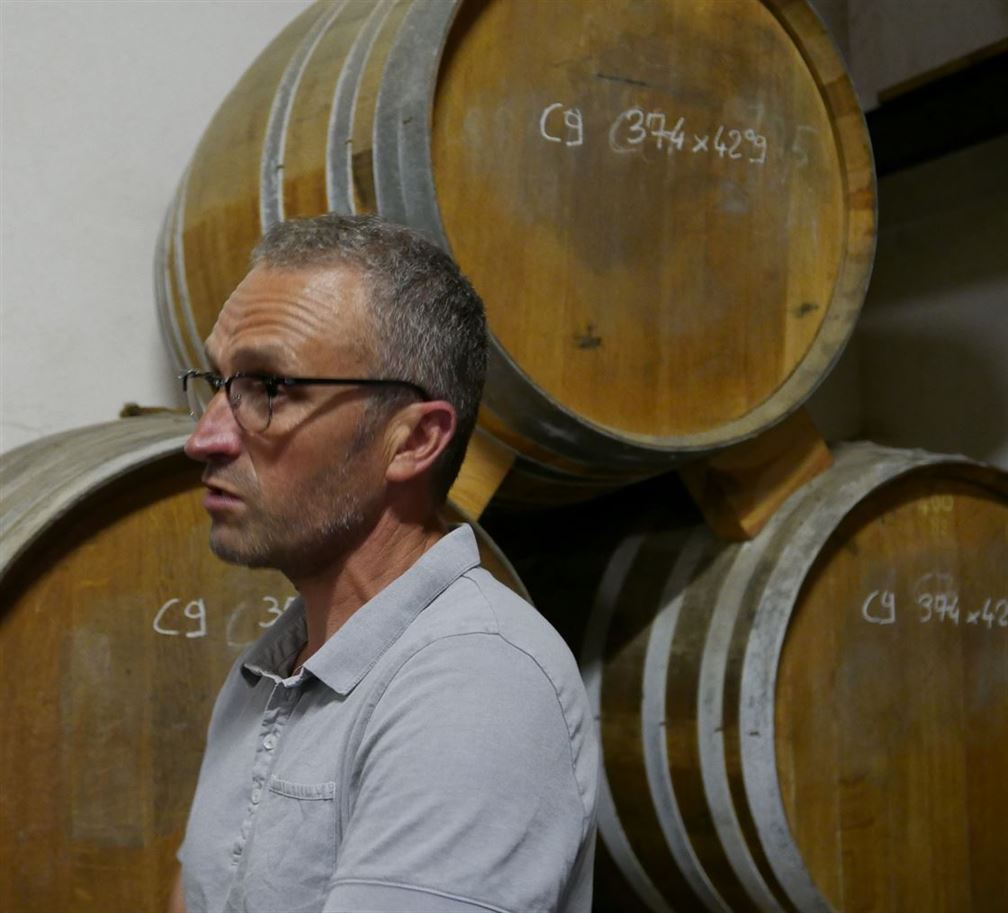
top-left (179, 369), bottom-right (430, 433)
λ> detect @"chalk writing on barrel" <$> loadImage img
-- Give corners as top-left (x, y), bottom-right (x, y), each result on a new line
top-left (861, 590), bottom-right (896, 625)
top-left (539, 102), bottom-right (583, 146)
top-left (859, 574), bottom-right (1006, 631)
top-left (153, 598), bottom-right (207, 638)
top-left (153, 595), bottom-right (297, 643)
top-left (539, 102), bottom-right (774, 165)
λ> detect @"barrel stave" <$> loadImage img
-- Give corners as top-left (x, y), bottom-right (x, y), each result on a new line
top-left (666, 536), bottom-right (776, 913)
top-left (601, 533), bottom-right (708, 907)
top-left (180, 2), bottom-right (329, 344)
top-left (768, 465), bottom-right (1008, 912)
top-left (281, 1), bottom-right (373, 219)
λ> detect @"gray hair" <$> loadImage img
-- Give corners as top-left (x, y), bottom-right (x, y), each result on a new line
top-left (251, 213), bottom-right (487, 503)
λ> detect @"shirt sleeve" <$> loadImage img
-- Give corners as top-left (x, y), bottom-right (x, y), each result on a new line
top-left (323, 632), bottom-right (595, 913)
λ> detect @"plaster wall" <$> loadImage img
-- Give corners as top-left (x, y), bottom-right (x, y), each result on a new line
top-left (854, 136), bottom-right (1008, 468)
top-left (805, 0), bottom-right (1008, 470)
top-left (1, 0), bottom-right (312, 454)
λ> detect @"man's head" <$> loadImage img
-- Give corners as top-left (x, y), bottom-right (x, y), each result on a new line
top-left (250, 213), bottom-right (487, 497)
top-left (183, 214), bottom-right (487, 577)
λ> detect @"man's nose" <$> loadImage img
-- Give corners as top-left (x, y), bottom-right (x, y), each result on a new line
top-left (184, 392), bottom-right (242, 463)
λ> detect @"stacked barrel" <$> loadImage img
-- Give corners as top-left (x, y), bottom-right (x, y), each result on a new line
top-left (575, 445), bottom-right (1007, 912)
top-left (2, 1), bottom-right (1005, 912)
top-left (155, 0), bottom-right (875, 493)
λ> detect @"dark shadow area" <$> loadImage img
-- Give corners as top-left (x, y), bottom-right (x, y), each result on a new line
top-left (482, 467), bottom-right (700, 659)
top-left (867, 43), bottom-right (1008, 176)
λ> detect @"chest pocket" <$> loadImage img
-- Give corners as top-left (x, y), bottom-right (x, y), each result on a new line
top-left (238, 776), bottom-right (338, 913)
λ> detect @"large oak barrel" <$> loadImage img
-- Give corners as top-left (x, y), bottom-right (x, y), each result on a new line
top-left (581, 443), bottom-right (1007, 913)
top-left (156, 0), bottom-right (875, 479)
top-left (0, 415), bottom-right (528, 913)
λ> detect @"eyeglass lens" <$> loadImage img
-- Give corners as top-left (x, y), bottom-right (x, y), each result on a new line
top-left (184, 374), bottom-right (272, 432)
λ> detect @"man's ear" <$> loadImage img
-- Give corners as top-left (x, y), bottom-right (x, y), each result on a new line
top-left (384, 401), bottom-right (457, 484)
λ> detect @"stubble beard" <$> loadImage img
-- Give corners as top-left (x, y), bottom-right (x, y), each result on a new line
top-left (208, 458), bottom-right (376, 579)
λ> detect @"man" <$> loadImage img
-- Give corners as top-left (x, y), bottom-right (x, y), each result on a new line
top-left (169, 214), bottom-right (599, 913)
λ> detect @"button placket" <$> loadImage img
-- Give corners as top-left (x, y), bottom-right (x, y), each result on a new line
top-left (232, 681), bottom-right (299, 862)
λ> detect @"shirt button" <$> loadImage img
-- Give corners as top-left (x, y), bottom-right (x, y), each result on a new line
top-left (263, 734), bottom-right (277, 750)
top-left (251, 786), bottom-right (263, 805)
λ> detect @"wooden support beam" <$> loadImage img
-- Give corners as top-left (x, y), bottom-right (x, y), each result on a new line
top-left (867, 40), bottom-right (1008, 176)
top-left (447, 428), bottom-right (517, 519)
top-left (678, 408), bottom-right (833, 541)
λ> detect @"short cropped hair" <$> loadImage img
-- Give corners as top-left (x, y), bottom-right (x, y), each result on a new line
top-left (251, 213), bottom-right (487, 503)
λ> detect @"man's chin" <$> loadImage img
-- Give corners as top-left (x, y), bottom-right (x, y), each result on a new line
top-left (209, 531), bottom-right (274, 569)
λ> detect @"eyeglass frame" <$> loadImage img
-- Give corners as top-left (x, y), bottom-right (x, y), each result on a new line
top-left (179, 369), bottom-right (432, 432)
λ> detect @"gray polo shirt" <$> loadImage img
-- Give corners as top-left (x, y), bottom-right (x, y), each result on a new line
top-left (179, 525), bottom-right (598, 913)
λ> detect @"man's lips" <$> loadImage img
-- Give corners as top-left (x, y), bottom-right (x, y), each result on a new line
top-left (201, 480), bottom-right (244, 511)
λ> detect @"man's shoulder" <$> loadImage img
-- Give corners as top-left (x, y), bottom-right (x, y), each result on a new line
top-left (381, 565), bottom-right (596, 773)
top-left (362, 567), bottom-right (599, 820)
top-left (406, 565), bottom-right (583, 688)
top-left (335, 574), bottom-right (600, 913)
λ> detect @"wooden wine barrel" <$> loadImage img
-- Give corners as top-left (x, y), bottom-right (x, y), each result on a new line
top-left (0, 414), bottom-right (528, 913)
top-left (156, 0), bottom-right (875, 479)
top-left (581, 443), bottom-right (1007, 913)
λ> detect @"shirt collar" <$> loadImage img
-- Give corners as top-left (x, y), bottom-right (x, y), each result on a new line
top-left (242, 525), bottom-right (481, 695)
top-left (241, 597), bottom-right (307, 685)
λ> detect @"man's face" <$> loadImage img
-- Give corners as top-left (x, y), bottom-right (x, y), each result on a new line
top-left (184, 263), bottom-right (389, 578)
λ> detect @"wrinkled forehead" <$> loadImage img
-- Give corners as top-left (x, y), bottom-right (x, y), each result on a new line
top-left (205, 263), bottom-right (376, 371)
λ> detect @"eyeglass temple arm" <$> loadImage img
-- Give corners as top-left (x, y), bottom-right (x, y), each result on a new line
top-left (278, 377), bottom-right (431, 400)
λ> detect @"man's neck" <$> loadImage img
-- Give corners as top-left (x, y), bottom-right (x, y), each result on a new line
top-left (289, 512), bottom-right (443, 670)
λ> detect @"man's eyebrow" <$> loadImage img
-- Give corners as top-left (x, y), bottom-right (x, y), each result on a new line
top-left (227, 344), bottom-right (291, 373)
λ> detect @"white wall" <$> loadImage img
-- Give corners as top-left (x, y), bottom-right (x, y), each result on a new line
top-left (804, 1), bottom-right (1008, 470)
top-left (856, 136), bottom-right (1008, 467)
top-left (1, 0), bottom-right (312, 454)
top-left (809, 135), bottom-right (1008, 466)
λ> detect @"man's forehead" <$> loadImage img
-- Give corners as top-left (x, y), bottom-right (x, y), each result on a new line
top-left (205, 262), bottom-right (372, 366)
top-left (229, 261), bottom-right (365, 308)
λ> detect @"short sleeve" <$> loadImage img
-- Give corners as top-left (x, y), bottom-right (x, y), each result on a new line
top-left (323, 633), bottom-right (594, 913)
